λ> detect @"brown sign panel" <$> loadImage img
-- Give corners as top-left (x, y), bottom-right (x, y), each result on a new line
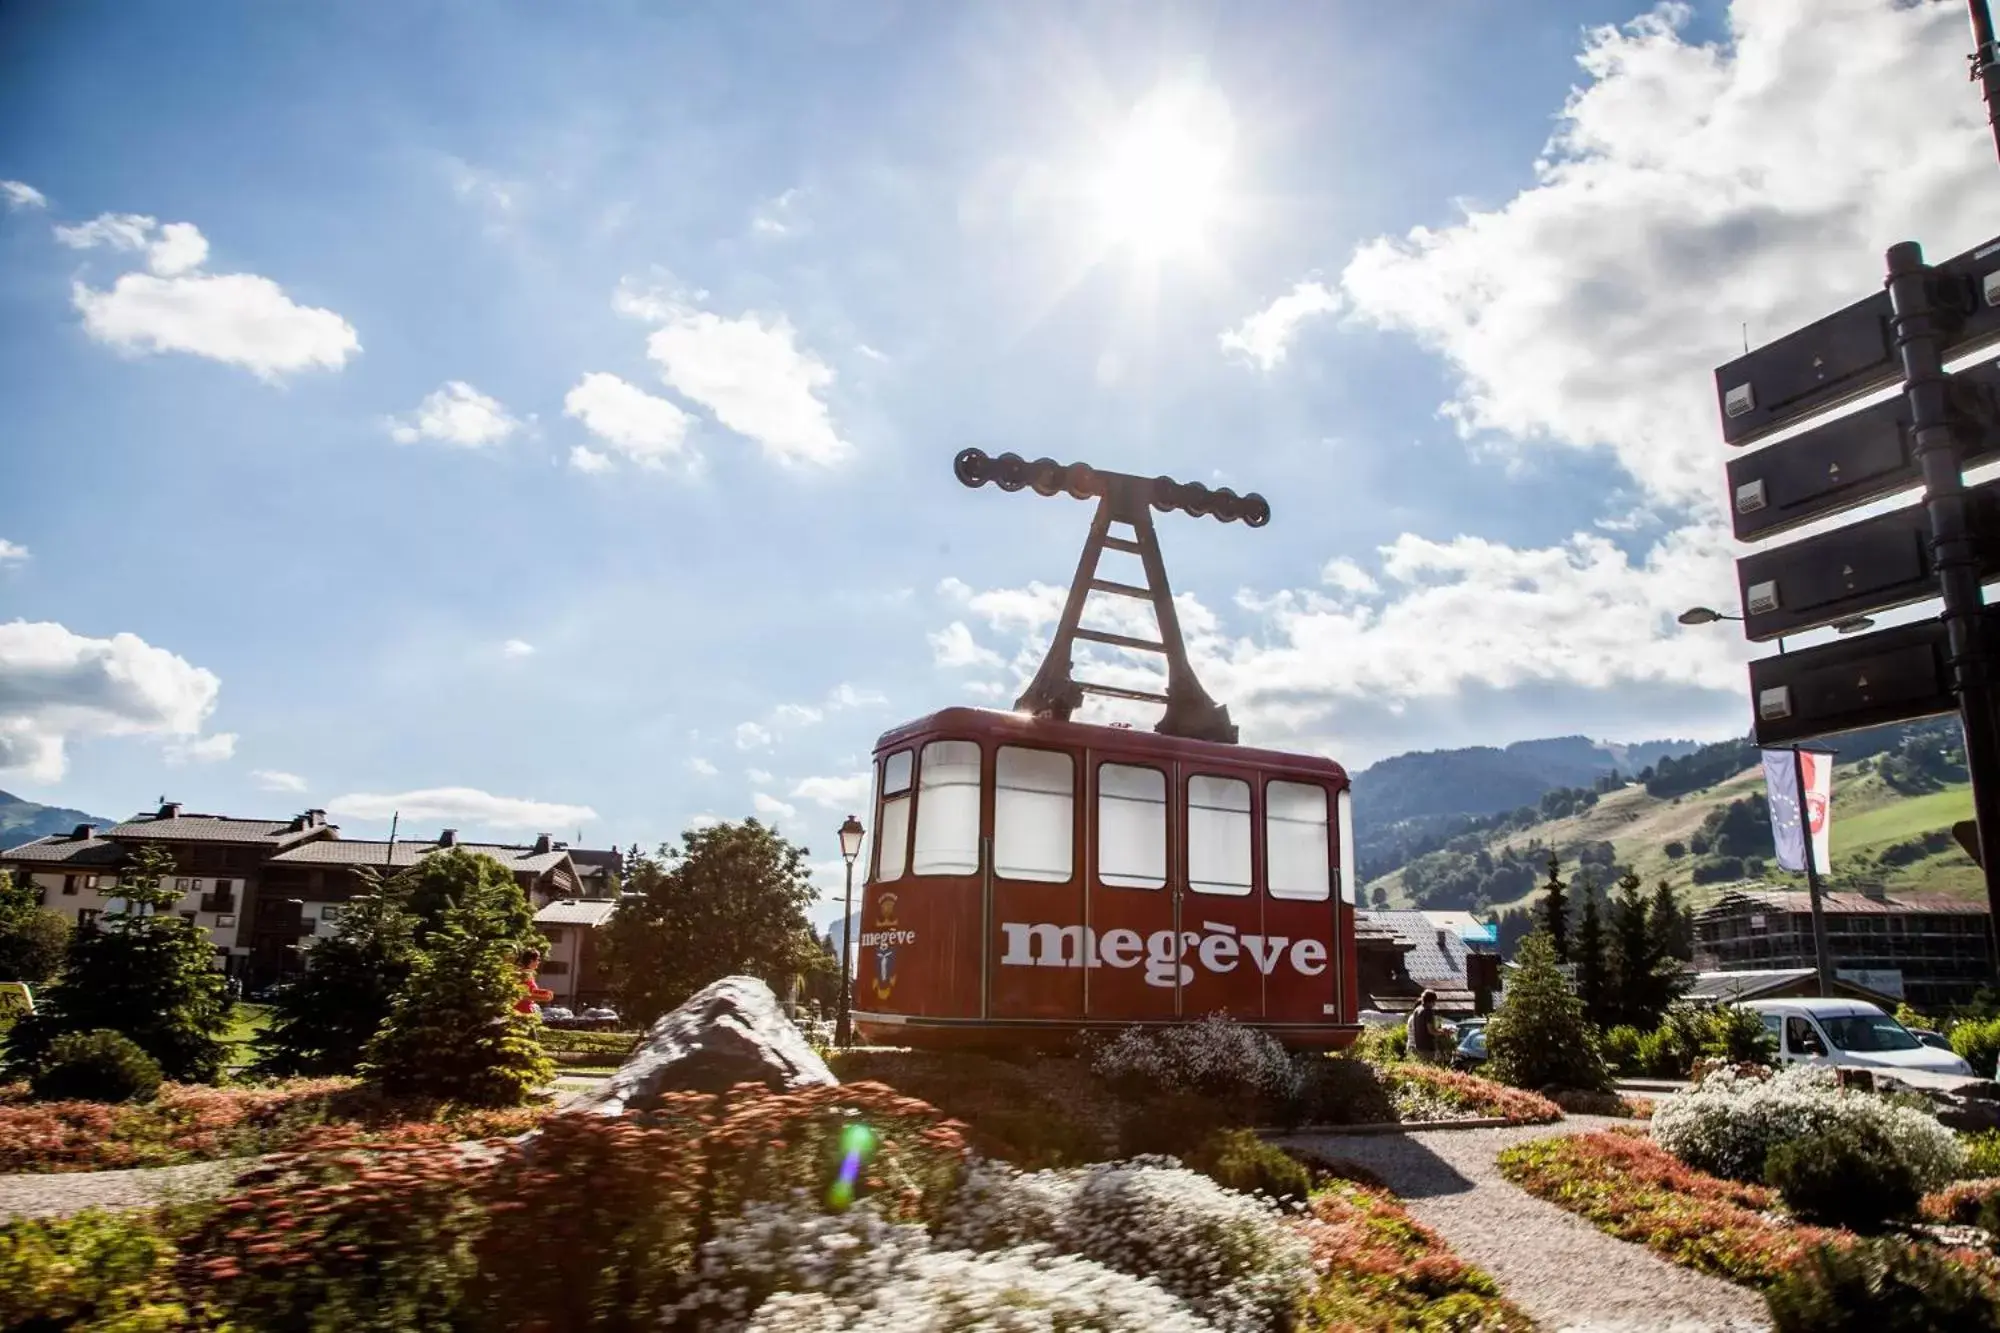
top-left (1733, 477), bottom-right (2000, 642)
top-left (1715, 233), bottom-right (2000, 447)
top-left (1725, 360), bottom-right (2000, 543)
top-left (1748, 614), bottom-right (1964, 748)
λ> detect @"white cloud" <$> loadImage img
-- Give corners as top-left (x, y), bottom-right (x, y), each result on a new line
top-left (0, 620), bottom-right (220, 783)
top-left (501, 638), bottom-right (535, 658)
top-left (771, 703), bottom-right (823, 728)
top-left (1319, 558), bottom-right (1380, 597)
top-left (164, 731), bottom-right (237, 765)
top-left (746, 768), bottom-right (774, 785)
top-left (937, 577), bottom-right (974, 603)
top-left (563, 371), bottom-right (695, 470)
top-left (689, 812), bottom-right (724, 831)
top-left (388, 381), bottom-right (520, 448)
top-left (568, 446), bottom-right (614, 474)
top-left (252, 769), bottom-right (309, 793)
top-left (62, 214), bottom-right (359, 379)
top-left (687, 756), bottom-right (719, 777)
top-left (751, 187), bottom-right (807, 238)
top-left (327, 787), bottom-right (597, 831)
top-left (929, 621), bottom-right (1003, 669)
top-left (1219, 279), bottom-right (1342, 370)
top-left (1336, 0), bottom-right (2000, 508)
top-left (793, 772), bottom-right (871, 810)
top-left (1, 180), bottom-right (45, 211)
top-left (617, 282), bottom-right (852, 466)
top-left (735, 721), bottom-right (773, 751)
top-left (752, 791), bottom-right (797, 822)
top-left (0, 539), bottom-right (27, 564)
top-left (827, 682), bottom-right (886, 710)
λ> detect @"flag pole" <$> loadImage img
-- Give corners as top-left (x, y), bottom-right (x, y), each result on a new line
top-left (1790, 743), bottom-right (1835, 997)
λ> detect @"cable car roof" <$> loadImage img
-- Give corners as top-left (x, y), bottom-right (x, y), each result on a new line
top-left (873, 706), bottom-right (1349, 782)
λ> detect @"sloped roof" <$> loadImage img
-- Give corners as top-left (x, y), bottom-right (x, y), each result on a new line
top-left (105, 813), bottom-right (321, 846)
top-left (534, 898), bottom-right (620, 927)
top-left (268, 839), bottom-right (569, 875)
top-left (1699, 887), bottom-right (1989, 918)
top-left (1, 834), bottom-right (125, 866)
top-left (1683, 968), bottom-right (1902, 1007)
top-left (1357, 909), bottom-right (1473, 984)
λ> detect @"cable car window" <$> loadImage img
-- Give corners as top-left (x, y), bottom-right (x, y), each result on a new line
top-left (1336, 787), bottom-right (1356, 903)
top-left (877, 750), bottom-right (913, 882)
top-left (1266, 781), bottom-right (1330, 901)
top-left (1188, 775), bottom-right (1252, 896)
top-left (913, 740), bottom-right (981, 875)
top-left (994, 746), bottom-right (1073, 882)
top-left (1097, 763), bottom-right (1166, 889)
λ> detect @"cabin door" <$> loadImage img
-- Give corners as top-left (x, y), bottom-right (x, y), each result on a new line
top-left (985, 742), bottom-right (1087, 1022)
top-left (1084, 755), bottom-right (1179, 1022)
top-left (1257, 777), bottom-right (1341, 1027)
top-left (1176, 764), bottom-right (1269, 1022)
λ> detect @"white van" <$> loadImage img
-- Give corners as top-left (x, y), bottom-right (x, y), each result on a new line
top-left (1743, 997), bottom-right (1974, 1077)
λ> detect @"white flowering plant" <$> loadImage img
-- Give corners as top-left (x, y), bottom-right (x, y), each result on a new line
top-left (1651, 1063), bottom-right (1965, 1188)
top-left (1088, 1014), bottom-right (1305, 1108)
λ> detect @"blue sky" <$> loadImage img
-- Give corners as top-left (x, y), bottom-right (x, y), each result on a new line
top-left (5, 0), bottom-right (2000, 914)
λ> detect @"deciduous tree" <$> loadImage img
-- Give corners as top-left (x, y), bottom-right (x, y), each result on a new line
top-left (0, 869), bottom-right (70, 986)
top-left (602, 819), bottom-right (821, 1027)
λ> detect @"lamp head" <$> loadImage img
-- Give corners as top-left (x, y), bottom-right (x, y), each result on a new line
top-left (838, 815), bottom-right (864, 864)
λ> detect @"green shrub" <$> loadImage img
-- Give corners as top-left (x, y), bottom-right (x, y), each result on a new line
top-left (0, 1209), bottom-right (190, 1331)
top-left (29, 1029), bottom-right (164, 1103)
top-left (1963, 1130), bottom-right (2000, 1180)
top-left (1485, 933), bottom-right (1611, 1092)
top-left (1703, 1004), bottom-right (1778, 1065)
top-left (1349, 1023), bottom-right (1407, 1064)
top-left (1117, 1089), bottom-right (1233, 1159)
top-left (1184, 1128), bottom-right (1312, 1204)
top-left (1636, 1027), bottom-right (1688, 1078)
top-left (1952, 1016), bottom-right (2000, 1079)
top-left (1765, 1238), bottom-right (2000, 1332)
top-left (1284, 1053), bottom-right (1398, 1126)
top-left (1765, 1120), bottom-right (1921, 1231)
top-left (1601, 1025), bottom-right (1645, 1075)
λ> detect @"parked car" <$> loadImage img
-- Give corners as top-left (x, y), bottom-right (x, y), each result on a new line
top-left (1450, 1018), bottom-right (1488, 1070)
top-left (1910, 1027), bottom-right (1956, 1054)
top-left (1743, 998), bottom-right (1974, 1077)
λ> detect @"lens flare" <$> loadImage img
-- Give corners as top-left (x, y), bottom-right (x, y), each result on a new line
top-left (826, 1120), bottom-right (880, 1211)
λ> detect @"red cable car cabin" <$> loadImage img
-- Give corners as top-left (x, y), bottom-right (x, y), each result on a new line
top-left (853, 704), bottom-right (1358, 1048)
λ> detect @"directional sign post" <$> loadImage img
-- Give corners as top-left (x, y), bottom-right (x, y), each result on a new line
top-left (1719, 235), bottom-right (2000, 985)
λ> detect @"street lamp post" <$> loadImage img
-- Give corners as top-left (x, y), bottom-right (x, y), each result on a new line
top-left (1678, 607), bottom-right (1870, 996)
top-left (835, 814), bottom-right (865, 1049)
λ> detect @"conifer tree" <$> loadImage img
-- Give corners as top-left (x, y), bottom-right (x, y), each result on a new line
top-left (1649, 878), bottom-right (1693, 962)
top-left (1538, 852), bottom-right (1570, 964)
top-left (252, 874), bottom-right (418, 1077)
top-left (1611, 869), bottom-right (1684, 1030)
top-left (362, 893), bottom-right (554, 1107)
top-left (1485, 931), bottom-right (1610, 1092)
top-left (2, 846), bottom-right (232, 1084)
top-left (1573, 874), bottom-right (1611, 1029)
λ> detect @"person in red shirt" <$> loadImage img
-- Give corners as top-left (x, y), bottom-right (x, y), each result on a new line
top-left (516, 947), bottom-right (555, 1016)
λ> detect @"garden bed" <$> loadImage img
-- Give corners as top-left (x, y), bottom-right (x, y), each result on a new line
top-left (1499, 1129), bottom-right (2000, 1292)
top-left (0, 1079), bottom-right (551, 1174)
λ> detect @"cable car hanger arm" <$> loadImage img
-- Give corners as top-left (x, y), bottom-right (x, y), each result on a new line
top-left (952, 449), bottom-right (1270, 745)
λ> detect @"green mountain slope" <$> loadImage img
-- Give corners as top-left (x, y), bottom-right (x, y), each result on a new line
top-left (1368, 733), bottom-right (1980, 918)
top-left (0, 790), bottom-right (119, 848)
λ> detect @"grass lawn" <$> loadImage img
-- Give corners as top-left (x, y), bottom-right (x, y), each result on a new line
top-left (223, 1002), bottom-right (272, 1066)
top-left (1832, 784), bottom-right (1974, 859)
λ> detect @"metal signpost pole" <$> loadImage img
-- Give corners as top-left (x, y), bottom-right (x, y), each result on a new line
top-left (1970, 1), bottom-right (2000, 165)
top-left (1885, 243), bottom-right (2000, 975)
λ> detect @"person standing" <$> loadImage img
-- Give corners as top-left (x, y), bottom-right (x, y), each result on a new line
top-left (1406, 990), bottom-right (1438, 1063)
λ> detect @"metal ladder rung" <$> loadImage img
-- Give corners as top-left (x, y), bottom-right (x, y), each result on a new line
top-left (1076, 680), bottom-right (1169, 704)
top-left (1088, 578), bottom-right (1154, 599)
top-left (1074, 627), bottom-right (1166, 653)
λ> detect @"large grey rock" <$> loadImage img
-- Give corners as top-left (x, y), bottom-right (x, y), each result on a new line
top-left (571, 975), bottom-right (837, 1116)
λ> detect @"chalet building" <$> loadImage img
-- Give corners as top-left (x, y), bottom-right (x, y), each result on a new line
top-left (1693, 886), bottom-right (1994, 1012)
top-left (1354, 909), bottom-right (1496, 1016)
top-left (532, 898), bottom-right (620, 1009)
top-left (1, 801), bottom-right (621, 987)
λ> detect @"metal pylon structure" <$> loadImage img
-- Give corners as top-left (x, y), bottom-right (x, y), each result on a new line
top-left (953, 448), bottom-right (1269, 745)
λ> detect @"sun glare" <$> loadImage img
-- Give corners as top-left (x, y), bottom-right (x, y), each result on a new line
top-left (1089, 82), bottom-right (1235, 263)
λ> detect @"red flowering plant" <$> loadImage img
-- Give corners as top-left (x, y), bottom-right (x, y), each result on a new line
top-left (1923, 1177), bottom-right (2000, 1227)
top-left (1382, 1063), bottom-right (1562, 1125)
top-left (1294, 1178), bottom-right (1533, 1329)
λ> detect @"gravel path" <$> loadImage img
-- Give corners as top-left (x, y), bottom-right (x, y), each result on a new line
top-left (1285, 1117), bottom-right (1772, 1333)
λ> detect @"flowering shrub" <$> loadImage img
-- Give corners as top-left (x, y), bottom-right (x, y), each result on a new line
top-left (1923, 1177), bottom-right (2000, 1227)
top-left (0, 1077), bottom-right (551, 1173)
top-left (1765, 1238), bottom-right (2000, 1332)
top-left (1382, 1063), bottom-right (1562, 1125)
top-left (1296, 1181), bottom-right (1532, 1331)
top-left (933, 1156), bottom-right (1075, 1253)
top-left (1651, 1064), bottom-right (1964, 1188)
top-left (1089, 1015), bottom-right (1304, 1107)
top-left (1550, 1088), bottom-right (1655, 1119)
top-left (672, 1194), bottom-right (940, 1327)
top-left (1498, 1129), bottom-right (1839, 1287)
